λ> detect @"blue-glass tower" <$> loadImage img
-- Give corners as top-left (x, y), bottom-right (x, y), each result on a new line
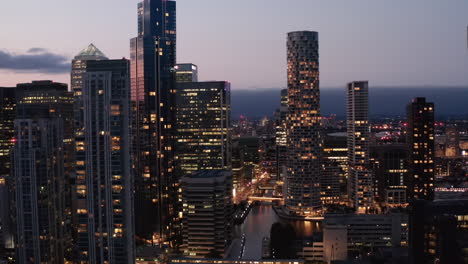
top-left (130, 0), bottom-right (177, 246)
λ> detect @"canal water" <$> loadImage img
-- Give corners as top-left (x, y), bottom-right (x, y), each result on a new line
top-left (234, 204), bottom-right (320, 259)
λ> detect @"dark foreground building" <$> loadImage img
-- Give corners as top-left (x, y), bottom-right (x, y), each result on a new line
top-left (409, 199), bottom-right (468, 264)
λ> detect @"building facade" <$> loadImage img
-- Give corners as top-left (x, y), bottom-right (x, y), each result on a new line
top-left (130, 0), bottom-right (178, 245)
top-left (175, 81), bottom-right (231, 176)
top-left (406, 98), bottom-right (435, 201)
top-left (285, 31), bottom-right (322, 217)
top-left (74, 60), bottom-right (135, 263)
top-left (347, 81), bottom-right (373, 213)
top-left (180, 170), bottom-right (233, 258)
top-left (13, 81), bottom-right (74, 263)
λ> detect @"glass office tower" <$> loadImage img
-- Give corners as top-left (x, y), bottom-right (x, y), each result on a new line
top-left (175, 81), bottom-right (231, 176)
top-left (130, 0), bottom-right (177, 245)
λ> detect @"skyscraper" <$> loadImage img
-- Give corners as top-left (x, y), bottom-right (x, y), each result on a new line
top-left (0, 87), bottom-right (16, 256)
top-left (285, 31), bottom-right (322, 217)
top-left (347, 81), bottom-right (373, 213)
top-left (71, 45), bottom-right (109, 249)
top-left (180, 170), bottom-right (233, 258)
top-left (275, 89), bottom-right (288, 181)
top-left (74, 59), bottom-right (135, 263)
top-left (175, 64), bottom-right (198, 83)
top-left (71, 43), bottom-right (109, 136)
top-left (130, 0), bottom-right (177, 245)
top-left (13, 81), bottom-right (74, 263)
top-left (406, 97), bottom-right (435, 201)
top-left (175, 81), bottom-right (231, 176)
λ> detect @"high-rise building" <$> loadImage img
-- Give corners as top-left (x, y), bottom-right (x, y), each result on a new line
top-left (71, 45), bottom-right (109, 255)
top-left (321, 132), bottom-right (348, 205)
top-left (275, 89), bottom-right (288, 181)
top-left (73, 59), bottom-right (135, 263)
top-left (285, 31), bottom-right (322, 216)
top-left (370, 144), bottom-right (409, 207)
top-left (13, 81), bottom-right (74, 263)
top-left (130, 0), bottom-right (177, 245)
top-left (0, 87), bottom-right (15, 257)
top-left (347, 81), bottom-right (373, 213)
top-left (180, 170), bottom-right (233, 258)
top-left (175, 81), bottom-right (231, 176)
top-left (406, 97), bottom-right (435, 201)
top-left (175, 64), bottom-right (198, 83)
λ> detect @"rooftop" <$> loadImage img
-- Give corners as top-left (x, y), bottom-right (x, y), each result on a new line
top-left (74, 43), bottom-right (108, 60)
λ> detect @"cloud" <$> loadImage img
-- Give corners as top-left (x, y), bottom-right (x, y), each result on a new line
top-left (27, 48), bottom-right (48, 53)
top-left (0, 48), bottom-right (70, 74)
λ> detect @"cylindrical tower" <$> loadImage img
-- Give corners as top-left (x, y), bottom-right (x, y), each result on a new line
top-left (285, 31), bottom-right (322, 216)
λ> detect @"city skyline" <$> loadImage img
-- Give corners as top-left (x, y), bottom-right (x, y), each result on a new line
top-left (1, 0), bottom-right (468, 88)
top-left (1, 0), bottom-right (468, 263)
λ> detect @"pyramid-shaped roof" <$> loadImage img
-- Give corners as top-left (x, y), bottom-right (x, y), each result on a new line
top-left (74, 43), bottom-right (108, 60)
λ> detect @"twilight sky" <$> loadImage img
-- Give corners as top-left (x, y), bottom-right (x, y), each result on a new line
top-left (0, 0), bottom-right (467, 89)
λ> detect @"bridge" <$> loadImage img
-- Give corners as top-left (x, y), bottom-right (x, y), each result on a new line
top-left (248, 196), bottom-right (283, 202)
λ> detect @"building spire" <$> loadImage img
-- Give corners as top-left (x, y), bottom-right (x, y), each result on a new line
top-left (74, 43), bottom-right (108, 60)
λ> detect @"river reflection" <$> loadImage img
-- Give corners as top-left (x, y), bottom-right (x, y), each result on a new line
top-left (235, 204), bottom-right (321, 259)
